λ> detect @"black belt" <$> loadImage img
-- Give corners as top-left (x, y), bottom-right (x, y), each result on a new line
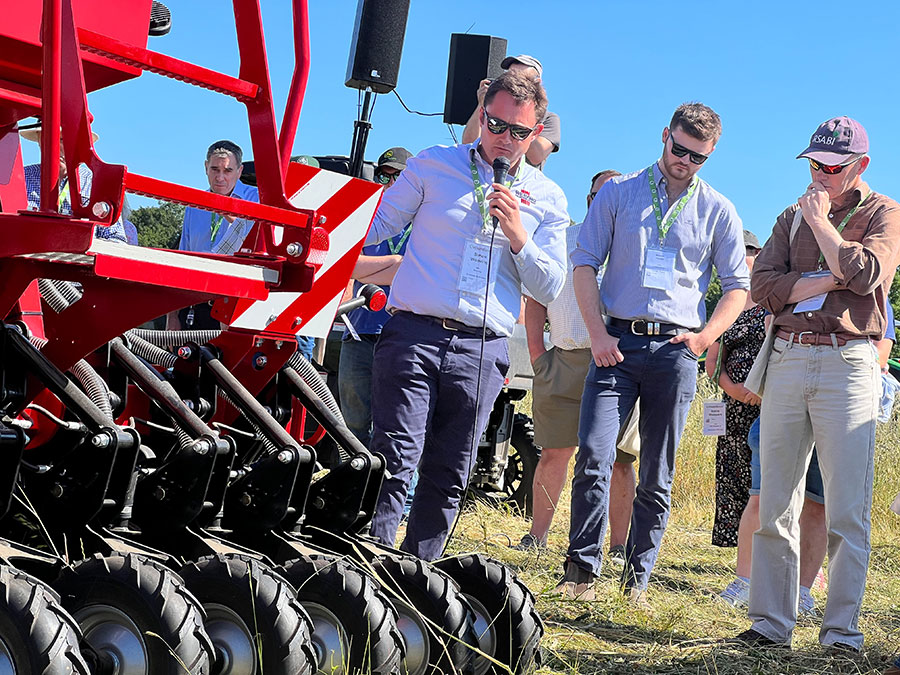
top-left (608, 317), bottom-right (691, 337)
top-left (400, 312), bottom-right (496, 337)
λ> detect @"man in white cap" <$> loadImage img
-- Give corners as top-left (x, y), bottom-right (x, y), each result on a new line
top-left (732, 116), bottom-right (900, 653)
top-left (461, 54), bottom-right (560, 170)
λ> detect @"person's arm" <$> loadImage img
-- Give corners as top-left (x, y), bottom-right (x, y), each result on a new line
top-left (366, 156), bottom-right (425, 246)
top-left (525, 136), bottom-right (554, 167)
top-left (525, 112), bottom-right (560, 167)
top-left (352, 254), bottom-right (403, 285)
top-left (523, 297), bottom-right (549, 364)
top-left (751, 208), bottom-right (803, 313)
top-left (461, 79), bottom-right (491, 144)
top-left (672, 288), bottom-right (748, 356)
top-left (574, 265), bottom-right (620, 367)
top-left (877, 337), bottom-right (894, 372)
top-left (785, 274), bottom-right (843, 303)
top-left (705, 338), bottom-right (761, 405)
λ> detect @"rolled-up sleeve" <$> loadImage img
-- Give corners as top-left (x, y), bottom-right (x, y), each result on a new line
top-left (571, 180), bottom-right (615, 270)
top-left (838, 202), bottom-right (900, 295)
top-left (711, 205), bottom-right (750, 293)
top-left (515, 188), bottom-right (568, 304)
top-left (751, 209), bottom-right (801, 313)
top-left (366, 157), bottom-right (425, 245)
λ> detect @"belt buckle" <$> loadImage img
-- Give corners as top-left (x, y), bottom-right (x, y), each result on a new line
top-left (441, 318), bottom-right (458, 332)
top-left (797, 331), bottom-right (814, 345)
top-left (630, 320), bottom-right (660, 336)
top-left (630, 320), bottom-right (644, 335)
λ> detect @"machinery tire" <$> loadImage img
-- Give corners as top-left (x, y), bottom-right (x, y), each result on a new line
top-left (53, 553), bottom-right (213, 674)
top-left (434, 554), bottom-right (543, 674)
top-left (179, 553), bottom-right (317, 675)
top-left (371, 554), bottom-right (474, 675)
top-left (277, 553), bottom-right (403, 675)
top-left (0, 564), bottom-right (89, 674)
top-left (506, 414), bottom-right (539, 517)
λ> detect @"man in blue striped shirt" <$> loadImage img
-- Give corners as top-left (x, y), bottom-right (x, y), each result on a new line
top-left (557, 103), bottom-right (750, 602)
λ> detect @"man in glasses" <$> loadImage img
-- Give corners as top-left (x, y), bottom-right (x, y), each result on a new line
top-left (365, 71), bottom-right (568, 560)
top-left (461, 54), bottom-right (560, 170)
top-left (557, 103), bottom-right (750, 602)
top-left (339, 146), bottom-right (413, 447)
top-left (732, 117), bottom-right (900, 652)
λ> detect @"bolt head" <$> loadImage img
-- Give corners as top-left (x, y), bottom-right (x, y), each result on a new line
top-left (350, 457), bottom-right (366, 470)
top-left (286, 242), bottom-right (303, 257)
top-left (318, 215), bottom-right (327, 225)
top-left (254, 354), bottom-right (268, 369)
top-left (91, 434), bottom-right (110, 448)
top-left (239, 493), bottom-right (252, 506)
top-left (277, 450), bottom-right (293, 464)
top-left (92, 201), bottom-right (111, 218)
top-left (51, 484), bottom-right (64, 498)
top-left (177, 346), bottom-right (192, 359)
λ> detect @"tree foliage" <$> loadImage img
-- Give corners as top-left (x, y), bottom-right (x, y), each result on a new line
top-left (131, 201), bottom-right (184, 249)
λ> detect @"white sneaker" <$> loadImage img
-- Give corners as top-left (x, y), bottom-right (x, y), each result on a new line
top-left (719, 576), bottom-right (750, 609)
top-left (799, 586), bottom-right (817, 617)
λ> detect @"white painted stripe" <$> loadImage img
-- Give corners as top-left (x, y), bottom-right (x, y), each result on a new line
top-left (297, 293), bottom-right (343, 338)
top-left (229, 290), bottom-right (301, 330)
top-left (270, 170), bottom-right (354, 246)
top-left (317, 188), bottom-right (381, 271)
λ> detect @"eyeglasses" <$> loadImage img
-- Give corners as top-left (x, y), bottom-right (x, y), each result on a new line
top-left (667, 134), bottom-right (709, 165)
top-left (808, 157), bottom-right (860, 175)
top-left (483, 111), bottom-right (536, 141)
top-left (375, 170), bottom-right (400, 185)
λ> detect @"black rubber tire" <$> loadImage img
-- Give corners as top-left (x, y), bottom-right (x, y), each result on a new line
top-left (53, 553), bottom-right (213, 674)
top-left (179, 553), bottom-right (317, 675)
top-left (0, 564), bottom-right (89, 674)
top-left (277, 553), bottom-right (403, 675)
top-left (434, 554), bottom-right (543, 674)
top-left (507, 414), bottom-right (539, 517)
top-left (371, 554), bottom-right (474, 675)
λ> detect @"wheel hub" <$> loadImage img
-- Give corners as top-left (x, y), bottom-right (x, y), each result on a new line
top-left (0, 635), bottom-right (15, 675)
top-left (203, 603), bottom-right (257, 675)
top-left (394, 602), bottom-right (430, 675)
top-left (75, 605), bottom-right (148, 675)
top-left (303, 602), bottom-right (348, 674)
top-left (463, 595), bottom-right (497, 675)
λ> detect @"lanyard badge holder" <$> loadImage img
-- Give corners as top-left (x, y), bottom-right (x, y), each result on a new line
top-left (702, 338), bottom-right (727, 436)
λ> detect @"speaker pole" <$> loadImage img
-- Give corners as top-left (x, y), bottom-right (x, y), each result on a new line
top-left (349, 89), bottom-right (374, 179)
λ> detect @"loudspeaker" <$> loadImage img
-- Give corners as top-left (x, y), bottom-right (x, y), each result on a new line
top-left (443, 34), bottom-right (507, 126)
top-left (345, 0), bottom-right (410, 94)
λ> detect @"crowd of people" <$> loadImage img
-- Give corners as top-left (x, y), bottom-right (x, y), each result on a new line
top-left (22, 51), bottom-right (900, 669)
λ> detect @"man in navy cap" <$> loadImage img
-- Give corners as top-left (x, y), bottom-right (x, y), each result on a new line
top-left (732, 117), bottom-right (900, 652)
top-left (461, 54), bottom-right (561, 170)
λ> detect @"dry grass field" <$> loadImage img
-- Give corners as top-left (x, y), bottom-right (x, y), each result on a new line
top-left (445, 381), bottom-right (900, 674)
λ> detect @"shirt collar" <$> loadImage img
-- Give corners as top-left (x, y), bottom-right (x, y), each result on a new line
top-left (832, 180), bottom-right (870, 210)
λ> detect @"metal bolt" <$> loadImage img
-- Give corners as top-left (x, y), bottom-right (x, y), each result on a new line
top-left (153, 487), bottom-right (166, 500)
top-left (239, 493), bottom-right (252, 506)
top-left (183, 399), bottom-right (195, 410)
top-left (91, 434), bottom-right (110, 448)
top-left (277, 450), bottom-right (293, 464)
top-left (51, 484), bottom-right (64, 498)
top-left (292, 317), bottom-right (302, 329)
top-left (254, 354), bottom-right (268, 369)
top-left (312, 497), bottom-right (326, 510)
top-left (177, 346), bottom-right (192, 359)
top-left (350, 457), bottom-right (366, 471)
top-left (92, 201), bottom-right (111, 218)
top-left (318, 215), bottom-right (327, 225)
top-left (286, 242), bottom-right (303, 257)
top-left (275, 341), bottom-right (284, 350)
top-left (255, 339), bottom-right (264, 348)
top-left (266, 314), bottom-right (278, 326)
top-left (192, 440), bottom-right (210, 455)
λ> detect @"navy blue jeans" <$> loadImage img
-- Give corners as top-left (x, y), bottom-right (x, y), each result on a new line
top-left (568, 326), bottom-right (698, 587)
top-left (369, 312), bottom-right (509, 560)
top-left (338, 335), bottom-right (378, 447)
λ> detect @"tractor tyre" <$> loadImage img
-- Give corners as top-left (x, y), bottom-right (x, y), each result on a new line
top-left (53, 553), bottom-right (213, 674)
top-left (0, 564), bottom-right (89, 674)
top-left (507, 414), bottom-right (539, 517)
top-left (434, 554), bottom-right (543, 674)
top-left (179, 553), bottom-right (317, 675)
top-left (371, 554), bottom-right (475, 675)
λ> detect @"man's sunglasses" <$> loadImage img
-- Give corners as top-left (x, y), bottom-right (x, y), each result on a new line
top-left (375, 170), bottom-right (400, 185)
top-left (667, 134), bottom-right (709, 165)
top-left (484, 111), bottom-right (536, 141)
top-left (808, 157), bottom-right (860, 175)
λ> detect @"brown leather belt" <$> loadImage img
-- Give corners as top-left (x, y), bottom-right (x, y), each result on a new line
top-left (775, 329), bottom-right (869, 347)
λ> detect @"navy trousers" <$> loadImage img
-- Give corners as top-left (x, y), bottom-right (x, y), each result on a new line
top-left (369, 312), bottom-right (509, 560)
top-left (568, 325), bottom-right (698, 588)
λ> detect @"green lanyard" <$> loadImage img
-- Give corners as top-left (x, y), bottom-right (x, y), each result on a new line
top-left (469, 157), bottom-right (520, 233)
top-left (58, 180), bottom-right (70, 210)
top-left (817, 191), bottom-right (871, 266)
top-left (210, 212), bottom-right (225, 242)
top-left (648, 165), bottom-right (698, 244)
top-left (387, 225), bottom-right (412, 255)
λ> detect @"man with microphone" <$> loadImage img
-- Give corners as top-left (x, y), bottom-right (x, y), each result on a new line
top-left (365, 70), bottom-right (569, 560)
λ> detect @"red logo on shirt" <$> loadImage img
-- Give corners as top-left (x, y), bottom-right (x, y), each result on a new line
top-left (515, 189), bottom-right (536, 206)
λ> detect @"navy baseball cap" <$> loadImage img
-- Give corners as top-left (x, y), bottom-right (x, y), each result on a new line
top-left (797, 116), bottom-right (869, 165)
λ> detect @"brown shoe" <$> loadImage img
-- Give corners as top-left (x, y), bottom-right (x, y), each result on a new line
top-left (552, 561), bottom-right (597, 601)
top-left (626, 587), bottom-right (652, 611)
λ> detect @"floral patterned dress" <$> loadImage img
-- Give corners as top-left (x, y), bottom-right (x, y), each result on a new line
top-left (712, 304), bottom-right (766, 547)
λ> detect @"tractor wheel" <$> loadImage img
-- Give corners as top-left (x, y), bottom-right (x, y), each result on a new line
top-left (371, 554), bottom-right (475, 675)
top-left (53, 553), bottom-right (213, 674)
top-left (277, 553), bottom-right (403, 675)
top-left (179, 554), bottom-right (317, 675)
top-left (0, 565), bottom-right (89, 674)
top-left (506, 414), bottom-right (539, 517)
top-left (434, 554), bottom-right (543, 674)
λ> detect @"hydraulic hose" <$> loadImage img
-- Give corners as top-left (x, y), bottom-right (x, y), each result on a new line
top-left (28, 335), bottom-right (112, 418)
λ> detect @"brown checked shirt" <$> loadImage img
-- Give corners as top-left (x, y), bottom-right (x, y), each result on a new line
top-left (751, 181), bottom-right (900, 338)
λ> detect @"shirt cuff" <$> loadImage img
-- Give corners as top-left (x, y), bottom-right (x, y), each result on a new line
top-left (511, 236), bottom-right (540, 270)
top-left (569, 246), bottom-right (600, 270)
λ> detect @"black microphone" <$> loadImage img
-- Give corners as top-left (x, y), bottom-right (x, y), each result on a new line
top-left (491, 156), bottom-right (511, 229)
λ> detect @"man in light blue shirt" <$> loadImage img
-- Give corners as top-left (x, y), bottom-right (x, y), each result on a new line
top-left (366, 71), bottom-right (569, 560)
top-left (557, 103), bottom-right (750, 601)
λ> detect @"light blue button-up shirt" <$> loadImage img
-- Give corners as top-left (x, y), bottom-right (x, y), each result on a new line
top-left (178, 181), bottom-right (259, 254)
top-left (366, 141), bottom-right (569, 337)
top-left (572, 162), bottom-right (749, 330)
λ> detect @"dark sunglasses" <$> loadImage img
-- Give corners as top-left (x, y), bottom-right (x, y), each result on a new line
top-left (808, 157), bottom-right (859, 175)
top-left (668, 135), bottom-right (709, 165)
top-left (484, 111), bottom-right (536, 141)
top-left (375, 170), bottom-right (400, 185)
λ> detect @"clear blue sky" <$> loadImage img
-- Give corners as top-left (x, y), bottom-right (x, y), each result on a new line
top-left (22, 0), bottom-right (900, 244)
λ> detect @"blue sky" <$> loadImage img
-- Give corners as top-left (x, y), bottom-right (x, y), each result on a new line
top-left (23, 0), bottom-right (900, 243)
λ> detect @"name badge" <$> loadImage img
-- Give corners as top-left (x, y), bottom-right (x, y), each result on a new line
top-left (792, 270), bottom-right (832, 314)
top-left (702, 400), bottom-right (727, 436)
top-left (642, 247), bottom-right (677, 290)
top-left (458, 238), bottom-right (503, 295)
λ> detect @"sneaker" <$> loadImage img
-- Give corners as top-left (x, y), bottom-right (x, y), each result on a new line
top-left (510, 533), bottom-right (546, 551)
top-left (825, 641), bottom-right (862, 656)
top-left (626, 587), bottom-right (652, 611)
top-left (552, 561), bottom-right (597, 601)
top-left (607, 545), bottom-right (626, 567)
top-left (719, 576), bottom-right (750, 609)
top-left (798, 586), bottom-right (816, 617)
top-left (724, 628), bottom-right (791, 650)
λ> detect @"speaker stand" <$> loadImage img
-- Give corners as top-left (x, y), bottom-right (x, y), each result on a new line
top-left (349, 89), bottom-right (375, 179)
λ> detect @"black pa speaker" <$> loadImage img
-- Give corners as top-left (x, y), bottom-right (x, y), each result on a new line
top-left (443, 34), bottom-right (508, 126)
top-left (345, 0), bottom-right (410, 94)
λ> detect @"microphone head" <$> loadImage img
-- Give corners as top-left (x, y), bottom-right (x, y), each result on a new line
top-left (492, 156), bottom-right (511, 173)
